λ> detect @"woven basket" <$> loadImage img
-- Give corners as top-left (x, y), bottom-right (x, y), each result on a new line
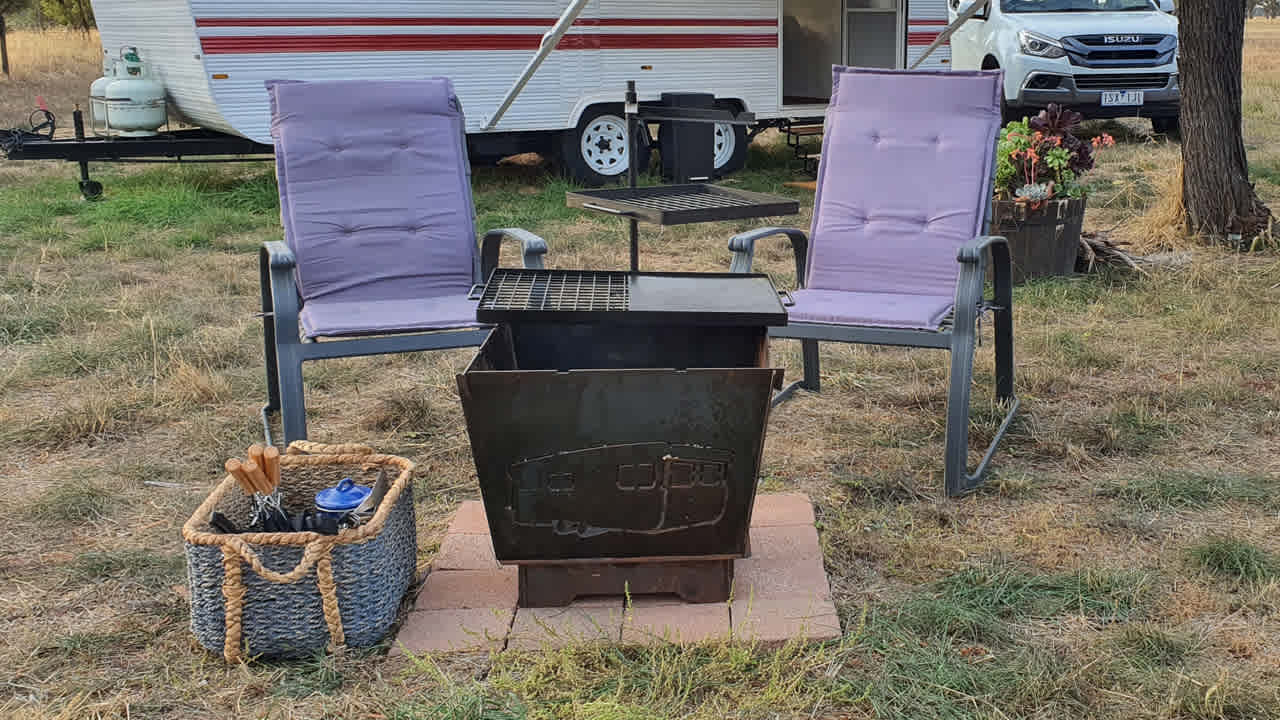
top-left (182, 441), bottom-right (417, 662)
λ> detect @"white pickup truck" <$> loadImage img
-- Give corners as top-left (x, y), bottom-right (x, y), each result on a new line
top-left (948, 0), bottom-right (1180, 135)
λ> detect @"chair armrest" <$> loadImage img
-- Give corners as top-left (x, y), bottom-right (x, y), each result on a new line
top-left (956, 234), bottom-right (1013, 309)
top-left (956, 235), bottom-right (1007, 264)
top-left (263, 240), bottom-right (297, 269)
top-left (259, 240), bottom-right (303, 343)
top-left (480, 228), bottom-right (549, 281)
top-left (727, 227), bottom-right (810, 288)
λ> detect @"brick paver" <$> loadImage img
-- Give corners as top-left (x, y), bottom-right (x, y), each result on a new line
top-left (397, 494), bottom-right (840, 653)
top-left (508, 600), bottom-right (624, 651)
top-left (434, 531), bottom-right (500, 571)
top-left (414, 567), bottom-right (518, 611)
top-left (396, 608), bottom-right (512, 654)
top-left (622, 598), bottom-right (731, 645)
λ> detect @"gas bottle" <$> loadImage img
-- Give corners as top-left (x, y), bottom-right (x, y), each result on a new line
top-left (102, 47), bottom-right (166, 136)
top-left (88, 52), bottom-right (118, 134)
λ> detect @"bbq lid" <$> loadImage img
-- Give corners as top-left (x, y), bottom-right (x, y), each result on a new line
top-left (474, 269), bottom-right (789, 327)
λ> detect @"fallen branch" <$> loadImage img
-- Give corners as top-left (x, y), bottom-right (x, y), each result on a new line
top-left (1080, 231), bottom-right (1146, 275)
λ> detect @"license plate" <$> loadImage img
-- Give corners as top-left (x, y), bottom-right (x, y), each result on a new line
top-left (1101, 90), bottom-right (1144, 106)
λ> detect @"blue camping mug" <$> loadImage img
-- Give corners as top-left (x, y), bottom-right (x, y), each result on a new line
top-left (315, 478), bottom-right (371, 521)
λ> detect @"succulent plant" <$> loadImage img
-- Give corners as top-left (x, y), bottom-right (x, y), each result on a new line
top-left (1014, 183), bottom-right (1053, 203)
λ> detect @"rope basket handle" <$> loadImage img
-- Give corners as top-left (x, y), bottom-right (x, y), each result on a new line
top-left (287, 440), bottom-right (374, 456)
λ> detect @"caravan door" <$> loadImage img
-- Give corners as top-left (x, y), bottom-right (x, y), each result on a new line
top-left (781, 0), bottom-right (843, 108)
top-left (846, 0), bottom-right (905, 68)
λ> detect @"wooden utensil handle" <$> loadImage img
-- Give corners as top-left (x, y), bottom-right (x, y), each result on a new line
top-left (247, 443), bottom-right (266, 470)
top-left (225, 459), bottom-right (255, 496)
top-left (243, 459), bottom-right (272, 495)
top-left (263, 446), bottom-right (281, 489)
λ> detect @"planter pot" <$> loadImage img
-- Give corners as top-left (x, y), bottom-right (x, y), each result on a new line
top-left (991, 197), bottom-right (1086, 285)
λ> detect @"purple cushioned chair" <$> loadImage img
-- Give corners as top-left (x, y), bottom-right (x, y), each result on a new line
top-left (728, 67), bottom-right (1018, 496)
top-left (259, 78), bottom-right (548, 444)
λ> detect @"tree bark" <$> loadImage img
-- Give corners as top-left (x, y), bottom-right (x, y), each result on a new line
top-left (0, 15), bottom-right (9, 77)
top-left (1179, 0), bottom-right (1272, 243)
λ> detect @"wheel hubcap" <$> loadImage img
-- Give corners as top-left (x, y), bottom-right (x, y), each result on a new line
top-left (581, 115), bottom-right (629, 176)
top-left (712, 122), bottom-right (736, 170)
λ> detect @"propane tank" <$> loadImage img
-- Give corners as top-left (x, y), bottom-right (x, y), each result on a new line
top-left (102, 47), bottom-right (166, 137)
top-left (88, 51), bottom-right (118, 134)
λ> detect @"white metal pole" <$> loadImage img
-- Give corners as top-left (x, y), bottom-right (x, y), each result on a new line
top-left (480, 0), bottom-right (594, 130)
top-left (908, 0), bottom-right (989, 70)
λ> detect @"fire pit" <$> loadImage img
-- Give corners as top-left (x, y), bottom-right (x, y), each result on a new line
top-left (457, 269), bottom-right (786, 607)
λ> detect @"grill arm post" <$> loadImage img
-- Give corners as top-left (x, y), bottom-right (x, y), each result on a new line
top-left (626, 80), bottom-right (640, 272)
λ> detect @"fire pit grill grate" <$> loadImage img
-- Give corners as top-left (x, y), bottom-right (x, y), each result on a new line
top-left (475, 269), bottom-right (788, 326)
top-left (480, 269), bottom-right (630, 312)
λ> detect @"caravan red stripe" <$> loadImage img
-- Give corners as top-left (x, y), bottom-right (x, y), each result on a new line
top-left (200, 33), bottom-right (777, 54)
top-left (907, 31), bottom-right (943, 45)
top-left (194, 17), bottom-right (778, 28)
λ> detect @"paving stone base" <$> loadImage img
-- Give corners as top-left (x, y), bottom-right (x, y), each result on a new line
top-left (394, 494), bottom-right (840, 654)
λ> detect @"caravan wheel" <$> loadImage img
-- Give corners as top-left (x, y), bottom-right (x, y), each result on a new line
top-left (712, 121), bottom-right (748, 177)
top-left (559, 106), bottom-right (650, 186)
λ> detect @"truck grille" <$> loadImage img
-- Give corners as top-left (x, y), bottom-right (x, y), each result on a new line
top-left (1074, 73), bottom-right (1171, 90)
top-left (1062, 34), bottom-right (1176, 69)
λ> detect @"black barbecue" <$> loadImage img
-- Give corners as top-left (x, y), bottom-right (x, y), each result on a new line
top-left (457, 269), bottom-right (787, 607)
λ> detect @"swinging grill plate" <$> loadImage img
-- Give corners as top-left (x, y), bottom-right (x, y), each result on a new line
top-left (566, 183), bottom-right (799, 226)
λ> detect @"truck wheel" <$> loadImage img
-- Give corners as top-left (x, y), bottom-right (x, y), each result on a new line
top-left (1152, 115), bottom-right (1180, 140)
top-left (559, 105), bottom-right (650, 186)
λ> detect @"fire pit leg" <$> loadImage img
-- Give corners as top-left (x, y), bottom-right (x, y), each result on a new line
top-left (517, 560), bottom-right (734, 608)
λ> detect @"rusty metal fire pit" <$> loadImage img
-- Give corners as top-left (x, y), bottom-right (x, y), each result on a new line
top-left (457, 269), bottom-right (786, 607)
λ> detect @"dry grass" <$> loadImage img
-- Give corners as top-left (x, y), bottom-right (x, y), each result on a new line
top-left (0, 28), bottom-right (101, 131)
top-left (0, 22), bottom-right (1279, 720)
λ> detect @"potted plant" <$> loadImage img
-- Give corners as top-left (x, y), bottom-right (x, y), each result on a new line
top-left (992, 104), bottom-right (1114, 284)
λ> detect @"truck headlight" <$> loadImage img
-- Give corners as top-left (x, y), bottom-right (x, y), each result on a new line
top-left (1019, 31), bottom-right (1066, 59)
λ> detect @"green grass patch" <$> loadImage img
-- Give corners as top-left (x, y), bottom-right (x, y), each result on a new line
top-left (29, 477), bottom-right (116, 524)
top-left (864, 627), bottom-right (1082, 719)
top-left (1040, 329), bottom-right (1121, 371)
top-left (46, 630), bottom-right (147, 660)
top-left (270, 654), bottom-right (348, 699)
top-left (1091, 398), bottom-right (1176, 455)
top-left (1100, 470), bottom-right (1276, 510)
top-left (1188, 535), bottom-right (1279, 583)
top-left (391, 689), bottom-right (528, 720)
top-left (1249, 159), bottom-right (1280, 186)
top-left (0, 167), bottom-right (280, 259)
top-left (68, 549), bottom-right (185, 588)
top-left (898, 563), bottom-right (1150, 644)
top-left (1113, 624), bottom-right (1196, 668)
top-left (436, 637), bottom-right (871, 720)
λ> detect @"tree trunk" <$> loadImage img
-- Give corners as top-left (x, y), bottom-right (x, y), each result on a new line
top-left (1179, 0), bottom-right (1272, 243)
top-left (0, 15), bottom-right (9, 77)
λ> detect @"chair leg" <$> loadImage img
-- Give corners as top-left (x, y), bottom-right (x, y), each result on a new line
top-left (943, 332), bottom-right (977, 497)
top-left (772, 339), bottom-right (822, 407)
top-left (944, 323), bottom-right (1020, 497)
top-left (994, 306), bottom-right (1014, 403)
top-left (277, 349), bottom-right (308, 446)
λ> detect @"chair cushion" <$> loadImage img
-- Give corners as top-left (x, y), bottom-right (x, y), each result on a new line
top-left (788, 289), bottom-right (954, 331)
top-left (267, 78), bottom-right (477, 308)
top-left (806, 67), bottom-right (1002, 301)
top-left (299, 294), bottom-right (481, 339)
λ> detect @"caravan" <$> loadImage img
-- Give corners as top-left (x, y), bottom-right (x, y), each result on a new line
top-left (90, 0), bottom-right (950, 183)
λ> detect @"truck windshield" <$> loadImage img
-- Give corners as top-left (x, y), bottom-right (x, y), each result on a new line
top-left (1001, 0), bottom-right (1155, 12)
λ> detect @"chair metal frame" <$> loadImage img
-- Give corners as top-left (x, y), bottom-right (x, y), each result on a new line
top-left (257, 87), bottom-right (548, 445)
top-left (728, 145), bottom-right (1018, 497)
